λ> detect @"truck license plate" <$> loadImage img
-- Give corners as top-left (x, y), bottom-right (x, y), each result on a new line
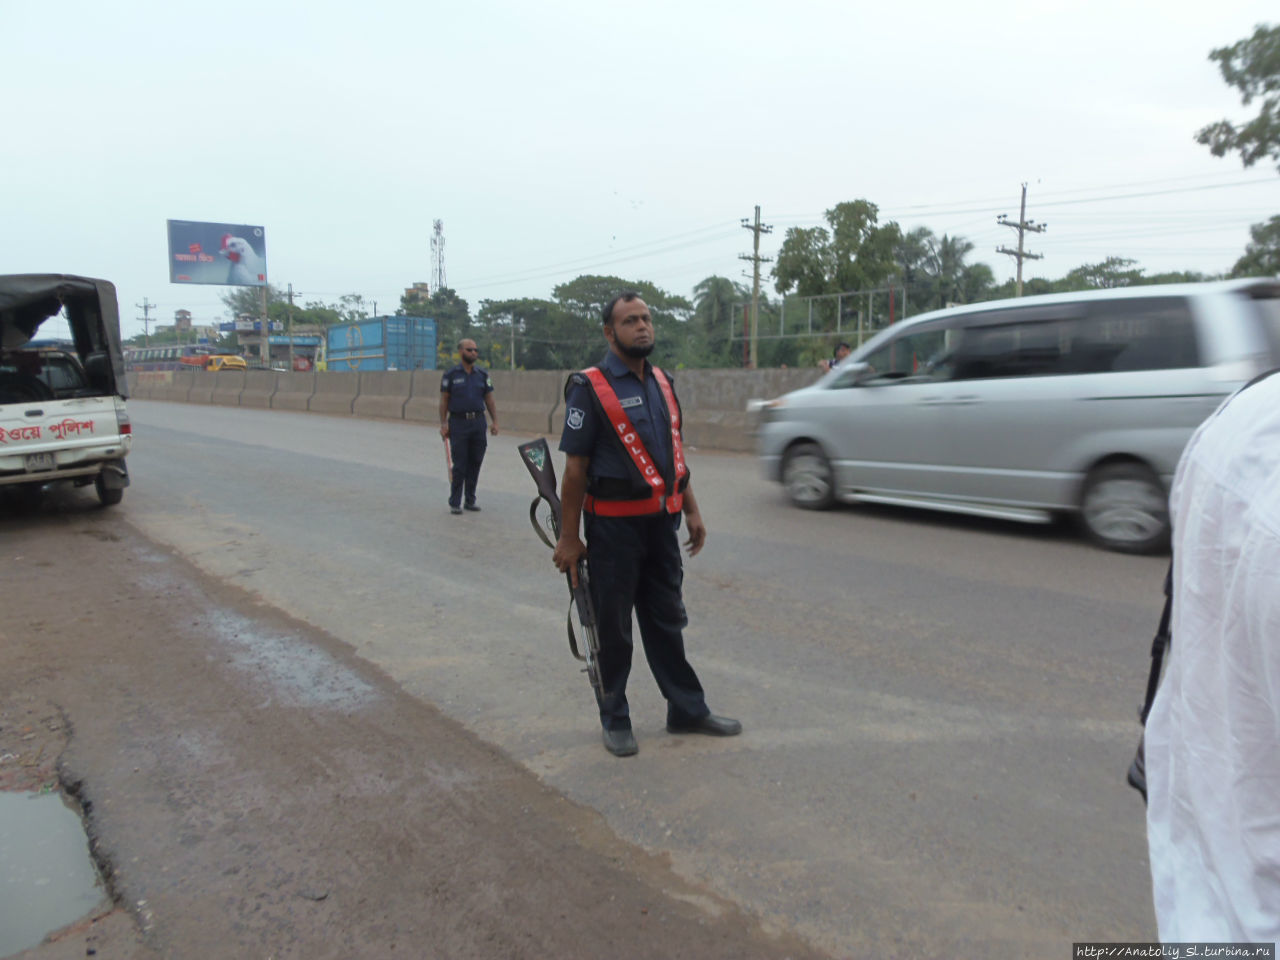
top-left (24, 453), bottom-right (55, 473)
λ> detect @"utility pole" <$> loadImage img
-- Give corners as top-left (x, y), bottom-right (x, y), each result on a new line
top-left (996, 183), bottom-right (1046, 297)
top-left (136, 297), bottom-right (155, 346)
top-left (286, 283), bottom-right (296, 371)
top-left (431, 220), bottom-right (447, 293)
top-left (738, 205), bottom-right (773, 368)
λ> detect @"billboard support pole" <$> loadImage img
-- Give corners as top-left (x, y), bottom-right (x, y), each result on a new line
top-left (260, 285), bottom-right (269, 368)
top-left (286, 283), bottom-right (295, 372)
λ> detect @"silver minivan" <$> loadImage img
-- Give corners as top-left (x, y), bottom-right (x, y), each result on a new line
top-left (757, 279), bottom-right (1280, 552)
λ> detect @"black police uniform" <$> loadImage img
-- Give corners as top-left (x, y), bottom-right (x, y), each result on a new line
top-left (440, 363), bottom-right (493, 508)
top-left (559, 351), bottom-right (710, 733)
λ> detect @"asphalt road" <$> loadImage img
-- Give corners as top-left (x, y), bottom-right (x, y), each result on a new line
top-left (119, 399), bottom-right (1166, 957)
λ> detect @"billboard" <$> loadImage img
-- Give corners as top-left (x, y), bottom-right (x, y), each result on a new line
top-left (167, 220), bottom-right (267, 286)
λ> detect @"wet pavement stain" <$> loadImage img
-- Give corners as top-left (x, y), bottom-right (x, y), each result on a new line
top-left (0, 791), bottom-right (104, 956)
top-left (208, 609), bottom-right (380, 710)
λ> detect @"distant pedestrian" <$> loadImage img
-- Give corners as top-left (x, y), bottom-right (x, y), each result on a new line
top-left (439, 339), bottom-right (498, 515)
top-left (820, 341), bottom-right (852, 373)
top-left (553, 292), bottom-right (741, 757)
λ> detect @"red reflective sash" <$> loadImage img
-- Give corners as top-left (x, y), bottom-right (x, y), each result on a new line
top-left (581, 366), bottom-right (687, 516)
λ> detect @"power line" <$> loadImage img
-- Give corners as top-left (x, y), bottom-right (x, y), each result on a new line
top-left (458, 222), bottom-right (737, 287)
top-left (770, 177), bottom-right (1277, 228)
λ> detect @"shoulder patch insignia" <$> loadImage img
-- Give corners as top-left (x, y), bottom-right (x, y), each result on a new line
top-left (566, 406), bottom-right (586, 430)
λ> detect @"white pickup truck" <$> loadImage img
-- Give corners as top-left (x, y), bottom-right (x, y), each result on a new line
top-left (1, 275), bottom-right (132, 507)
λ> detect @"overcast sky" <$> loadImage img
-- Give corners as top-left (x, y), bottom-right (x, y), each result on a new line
top-left (6, 1), bottom-right (1278, 340)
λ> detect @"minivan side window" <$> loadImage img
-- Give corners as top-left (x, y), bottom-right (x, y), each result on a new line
top-left (858, 324), bottom-right (957, 382)
top-left (1074, 297), bottom-right (1200, 373)
top-left (949, 315), bottom-right (1068, 381)
top-left (948, 297), bottom-right (1201, 381)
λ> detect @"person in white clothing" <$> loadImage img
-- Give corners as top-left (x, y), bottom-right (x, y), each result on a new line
top-left (1144, 369), bottom-right (1280, 941)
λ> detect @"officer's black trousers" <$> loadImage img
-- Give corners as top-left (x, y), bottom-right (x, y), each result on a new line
top-left (584, 512), bottom-right (709, 731)
top-left (448, 418), bottom-right (487, 507)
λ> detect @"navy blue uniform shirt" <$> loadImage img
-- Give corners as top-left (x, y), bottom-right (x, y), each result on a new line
top-left (559, 352), bottom-right (674, 480)
top-left (440, 364), bottom-right (493, 413)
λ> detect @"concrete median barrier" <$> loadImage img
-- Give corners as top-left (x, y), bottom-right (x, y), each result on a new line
top-left (272, 372), bottom-right (315, 411)
top-left (489, 369), bottom-right (564, 435)
top-left (211, 370), bottom-right (248, 407)
top-left (240, 370), bottom-right (278, 409)
top-left (308, 372), bottom-right (360, 416)
top-left (353, 371), bottom-right (412, 420)
top-left (670, 368), bottom-right (818, 452)
top-left (187, 371), bottom-right (217, 405)
top-left (150, 369), bottom-right (195, 403)
top-left (404, 369), bottom-right (441, 423)
top-left (120, 363), bottom-right (819, 454)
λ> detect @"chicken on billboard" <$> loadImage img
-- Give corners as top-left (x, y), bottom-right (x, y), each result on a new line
top-left (167, 220), bottom-right (268, 286)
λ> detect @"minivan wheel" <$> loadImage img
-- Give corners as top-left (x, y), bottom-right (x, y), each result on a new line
top-left (95, 473), bottom-right (124, 507)
top-left (782, 442), bottom-right (835, 510)
top-left (1079, 462), bottom-right (1169, 554)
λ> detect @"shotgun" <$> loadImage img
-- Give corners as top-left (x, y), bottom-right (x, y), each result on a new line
top-left (517, 438), bottom-right (603, 700)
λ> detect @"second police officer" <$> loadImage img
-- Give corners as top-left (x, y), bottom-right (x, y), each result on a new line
top-left (552, 292), bottom-right (741, 757)
top-left (439, 338), bottom-right (498, 515)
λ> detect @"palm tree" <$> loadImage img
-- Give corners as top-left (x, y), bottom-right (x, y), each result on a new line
top-left (935, 234), bottom-right (976, 307)
top-left (692, 275), bottom-right (748, 364)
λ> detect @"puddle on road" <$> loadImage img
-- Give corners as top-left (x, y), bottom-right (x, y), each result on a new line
top-left (0, 791), bottom-right (104, 957)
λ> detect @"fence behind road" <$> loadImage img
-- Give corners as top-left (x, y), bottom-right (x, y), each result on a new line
top-left (125, 367), bottom-right (820, 452)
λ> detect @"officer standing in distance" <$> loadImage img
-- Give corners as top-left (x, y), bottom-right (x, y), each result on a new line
top-left (552, 292), bottom-right (741, 757)
top-left (439, 339), bottom-right (498, 515)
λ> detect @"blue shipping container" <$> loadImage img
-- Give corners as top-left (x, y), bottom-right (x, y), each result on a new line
top-left (325, 317), bottom-right (437, 372)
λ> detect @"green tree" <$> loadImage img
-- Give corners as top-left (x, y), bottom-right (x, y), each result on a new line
top-left (476, 297), bottom-right (576, 370)
top-left (220, 284), bottom-right (281, 319)
top-left (1231, 215), bottom-right (1280, 276)
top-left (774, 200), bottom-right (902, 298)
top-left (893, 227), bottom-right (993, 313)
top-left (1060, 257), bottom-right (1147, 290)
top-left (400, 287), bottom-right (472, 366)
top-left (337, 294), bottom-right (368, 324)
top-left (691, 275), bottom-right (749, 366)
top-left (1196, 23), bottom-right (1280, 172)
top-left (934, 234), bottom-right (994, 306)
top-left (895, 226), bottom-right (937, 314)
top-left (551, 275), bottom-right (692, 371)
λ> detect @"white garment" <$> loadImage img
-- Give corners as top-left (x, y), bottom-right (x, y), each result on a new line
top-left (1145, 373), bottom-right (1280, 941)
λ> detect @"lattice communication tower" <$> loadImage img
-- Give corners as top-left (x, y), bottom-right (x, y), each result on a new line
top-left (430, 220), bottom-right (446, 293)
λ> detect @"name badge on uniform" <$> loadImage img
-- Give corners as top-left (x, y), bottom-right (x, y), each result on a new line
top-left (619, 396), bottom-right (643, 409)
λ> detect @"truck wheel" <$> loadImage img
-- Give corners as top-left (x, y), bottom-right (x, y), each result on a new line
top-left (1080, 462), bottom-right (1168, 553)
top-left (782, 442), bottom-right (835, 510)
top-left (95, 473), bottom-right (124, 507)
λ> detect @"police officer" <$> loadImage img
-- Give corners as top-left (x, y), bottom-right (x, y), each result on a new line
top-left (439, 339), bottom-right (498, 515)
top-left (552, 292), bottom-right (741, 757)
